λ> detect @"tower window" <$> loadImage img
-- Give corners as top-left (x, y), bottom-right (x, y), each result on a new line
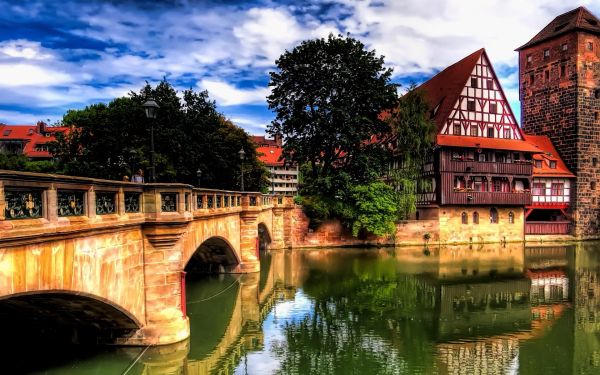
top-left (560, 65), bottom-right (566, 77)
top-left (595, 112), bottom-right (599, 121)
top-left (526, 54), bottom-right (532, 64)
top-left (593, 157), bottom-right (598, 167)
top-left (592, 181), bottom-right (597, 190)
top-left (595, 89), bottom-right (600, 99)
top-left (471, 77), bottom-right (478, 88)
top-left (543, 49), bottom-right (550, 58)
top-left (530, 73), bottom-right (535, 85)
top-left (490, 103), bottom-right (497, 113)
top-left (562, 43), bottom-right (568, 51)
top-left (545, 70), bottom-right (549, 81)
top-left (588, 41), bottom-right (594, 51)
top-left (467, 100), bottom-right (476, 111)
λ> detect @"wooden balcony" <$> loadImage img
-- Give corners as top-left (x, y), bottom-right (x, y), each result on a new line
top-left (441, 159), bottom-right (532, 176)
top-left (417, 192), bottom-right (437, 206)
top-left (442, 191), bottom-right (532, 205)
top-left (525, 221), bottom-right (570, 235)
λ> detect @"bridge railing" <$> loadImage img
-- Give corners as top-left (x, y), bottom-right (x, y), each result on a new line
top-left (0, 170), bottom-right (279, 240)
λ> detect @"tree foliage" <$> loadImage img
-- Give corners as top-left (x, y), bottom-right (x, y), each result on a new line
top-left (50, 80), bottom-right (268, 190)
top-left (0, 154), bottom-right (57, 173)
top-left (350, 182), bottom-right (398, 237)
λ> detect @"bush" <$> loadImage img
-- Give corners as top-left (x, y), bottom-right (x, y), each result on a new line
top-left (350, 182), bottom-right (398, 237)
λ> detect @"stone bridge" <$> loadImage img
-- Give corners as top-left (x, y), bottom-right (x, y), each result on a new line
top-left (0, 170), bottom-right (295, 346)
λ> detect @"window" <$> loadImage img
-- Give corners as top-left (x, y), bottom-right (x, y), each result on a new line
top-left (535, 160), bottom-right (542, 168)
top-left (560, 65), bottom-right (566, 77)
top-left (490, 207), bottom-right (498, 224)
top-left (489, 103), bottom-right (497, 113)
top-left (588, 41), bottom-right (594, 51)
top-left (478, 153), bottom-right (486, 162)
top-left (545, 70), bottom-right (549, 81)
top-left (533, 183), bottom-right (546, 196)
top-left (595, 89), bottom-right (600, 99)
top-left (508, 211), bottom-right (515, 224)
top-left (530, 73), bottom-right (535, 85)
top-left (467, 100), bottom-right (476, 111)
top-left (487, 79), bottom-right (494, 89)
top-left (470, 125), bottom-right (478, 137)
top-left (513, 153), bottom-right (520, 161)
top-left (562, 43), bottom-right (568, 51)
top-left (453, 123), bottom-right (461, 135)
top-left (471, 77), bottom-right (478, 88)
top-left (487, 127), bottom-right (494, 138)
top-left (473, 177), bottom-right (486, 192)
top-left (526, 54), bottom-right (532, 64)
top-left (595, 112), bottom-right (599, 121)
top-left (592, 181), bottom-right (597, 190)
top-left (461, 212), bottom-right (468, 224)
top-left (503, 128), bottom-right (511, 139)
top-left (544, 49), bottom-right (550, 58)
top-left (2, 129), bottom-right (10, 136)
top-left (551, 183), bottom-right (564, 196)
top-left (549, 160), bottom-right (557, 169)
top-left (593, 157), bottom-right (598, 167)
top-left (473, 211), bottom-right (479, 224)
top-left (493, 179), bottom-right (502, 192)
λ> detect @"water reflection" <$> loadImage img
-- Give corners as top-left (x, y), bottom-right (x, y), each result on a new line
top-left (11, 242), bottom-right (600, 374)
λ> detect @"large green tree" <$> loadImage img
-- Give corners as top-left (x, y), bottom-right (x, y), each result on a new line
top-left (267, 34), bottom-right (398, 192)
top-left (51, 81), bottom-right (267, 190)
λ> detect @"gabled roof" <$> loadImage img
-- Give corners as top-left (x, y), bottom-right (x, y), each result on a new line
top-left (0, 123), bottom-right (69, 159)
top-left (524, 134), bottom-right (575, 178)
top-left (417, 48), bottom-right (484, 132)
top-left (516, 6), bottom-right (600, 50)
top-left (256, 145), bottom-right (284, 166)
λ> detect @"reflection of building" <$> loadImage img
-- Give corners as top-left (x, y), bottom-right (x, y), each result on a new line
top-left (0, 122), bottom-right (69, 160)
top-left (253, 135), bottom-right (299, 196)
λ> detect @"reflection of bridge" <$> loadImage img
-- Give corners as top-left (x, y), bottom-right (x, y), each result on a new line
top-left (0, 171), bottom-right (295, 345)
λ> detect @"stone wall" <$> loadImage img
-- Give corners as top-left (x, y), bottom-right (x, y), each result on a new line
top-left (520, 31), bottom-right (600, 238)
top-left (438, 206), bottom-right (524, 244)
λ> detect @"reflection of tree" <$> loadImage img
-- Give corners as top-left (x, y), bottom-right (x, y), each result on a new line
top-left (272, 260), bottom-right (439, 374)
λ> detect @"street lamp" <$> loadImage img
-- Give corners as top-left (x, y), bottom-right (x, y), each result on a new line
top-left (143, 99), bottom-right (159, 183)
top-left (238, 148), bottom-right (246, 192)
top-left (196, 168), bottom-right (202, 188)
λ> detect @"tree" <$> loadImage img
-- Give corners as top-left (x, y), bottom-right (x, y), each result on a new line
top-left (350, 182), bottom-right (398, 237)
top-left (267, 34), bottom-right (397, 192)
top-left (51, 80), bottom-right (268, 190)
top-left (387, 85), bottom-right (436, 219)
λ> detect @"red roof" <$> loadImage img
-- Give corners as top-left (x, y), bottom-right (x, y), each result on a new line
top-left (524, 134), bottom-right (575, 178)
top-left (0, 122), bottom-right (69, 159)
top-left (437, 135), bottom-right (543, 153)
top-left (252, 135), bottom-right (281, 147)
top-left (256, 145), bottom-right (284, 166)
top-left (516, 7), bottom-right (600, 50)
top-left (417, 49), bottom-right (484, 132)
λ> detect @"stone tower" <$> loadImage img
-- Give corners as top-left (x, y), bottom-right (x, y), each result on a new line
top-left (517, 6), bottom-right (600, 238)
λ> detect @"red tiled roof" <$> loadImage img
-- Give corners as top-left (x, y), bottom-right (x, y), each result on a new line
top-left (252, 135), bottom-right (281, 147)
top-left (256, 145), bottom-right (284, 166)
top-left (417, 49), bottom-right (484, 132)
top-left (516, 6), bottom-right (600, 50)
top-left (437, 135), bottom-right (543, 153)
top-left (0, 123), bottom-right (69, 159)
top-left (524, 134), bottom-right (575, 178)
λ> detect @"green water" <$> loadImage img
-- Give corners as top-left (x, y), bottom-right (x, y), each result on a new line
top-left (7, 243), bottom-right (600, 374)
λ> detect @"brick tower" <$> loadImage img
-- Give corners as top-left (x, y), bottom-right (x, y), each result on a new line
top-left (517, 7), bottom-right (600, 238)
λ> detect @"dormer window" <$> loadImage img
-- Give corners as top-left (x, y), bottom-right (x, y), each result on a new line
top-left (549, 160), bottom-right (557, 169)
top-left (3, 130), bottom-right (10, 136)
top-left (535, 160), bottom-right (542, 168)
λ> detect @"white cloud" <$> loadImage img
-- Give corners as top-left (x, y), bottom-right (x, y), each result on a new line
top-left (0, 39), bottom-right (53, 60)
top-left (200, 80), bottom-right (270, 106)
top-left (0, 63), bottom-right (73, 87)
top-left (0, 109), bottom-right (56, 125)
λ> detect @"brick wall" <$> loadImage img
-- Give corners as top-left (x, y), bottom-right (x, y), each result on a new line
top-left (520, 31), bottom-right (600, 238)
top-left (438, 206), bottom-right (524, 244)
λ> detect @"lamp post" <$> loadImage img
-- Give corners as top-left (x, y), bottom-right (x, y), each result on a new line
top-left (238, 148), bottom-right (246, 192)
top-left (142, 99), bottom-right (159, 183)
top-left (196, 168), bottom-right (202, 188)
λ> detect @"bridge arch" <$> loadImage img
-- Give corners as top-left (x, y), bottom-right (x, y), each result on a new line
top-left (185, 236), bottom-right (241, 274)
top-left (0, 290), bottom-right (141, 345)
top-left (258, 222), bottom-right (272, 251)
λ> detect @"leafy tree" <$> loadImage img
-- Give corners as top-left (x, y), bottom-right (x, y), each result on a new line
top-left (267, 34), bottom-right (397, 191)
top-left (50, 80), bottom-right (268, 190)
top-left (0, 154), bottom-right (57, 173)
top-left (350, 181), bottom-right (398, 237)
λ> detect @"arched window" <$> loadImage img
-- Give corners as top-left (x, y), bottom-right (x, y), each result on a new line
top-left (473, 211), bottom-right (479, 224)
top-left (490, 207), bottom-right (498, 224)
top-left (461, 212), bottom-right (468, 224)
top-left (508, 211), bottom-right (515, 224)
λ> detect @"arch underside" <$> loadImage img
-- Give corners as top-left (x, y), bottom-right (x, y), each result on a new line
top-left (186, 237), bottom-right (240, 274)
top-left (258, 222), bottom-right (272, 251)
top-left (0, 292), bottom-right (140, 345)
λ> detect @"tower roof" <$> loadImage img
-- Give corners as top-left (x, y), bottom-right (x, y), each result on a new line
top-left (516, 6), bottom-right (600, 50)
top-left (417, 48), bottom-right (484, 131)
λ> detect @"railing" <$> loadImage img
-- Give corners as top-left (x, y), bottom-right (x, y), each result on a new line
top-left (416, 192), bottom-right (437, 205)
top-left (526, 221), bottom-right (570, 235)
top-left (443, 191), bottom-right (532, 205)
top-left (441, 159), bottom-right (532, 176)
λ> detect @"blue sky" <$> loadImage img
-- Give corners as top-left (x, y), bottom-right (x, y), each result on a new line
top-left (0, 0), bottom-right (598, 135)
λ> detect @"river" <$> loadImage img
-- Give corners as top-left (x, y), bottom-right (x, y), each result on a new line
top-left (6, 242), bottom-right (600, 374)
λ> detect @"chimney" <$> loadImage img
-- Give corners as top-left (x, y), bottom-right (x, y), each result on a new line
top-left (36, 121), bottom-right (46, 134)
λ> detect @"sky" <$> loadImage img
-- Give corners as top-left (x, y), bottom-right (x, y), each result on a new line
top-left (0, 0), bottom-right (599, 135)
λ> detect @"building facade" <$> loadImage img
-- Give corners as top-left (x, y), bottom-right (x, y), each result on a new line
top-left (254, 136), bottom-right (299, 196)
top-left (517, 6), bottom-right (600, 238)
top-left (0, 122), bottom-right (69, 160)
top-left (407, 48), bottom-right (574, 243)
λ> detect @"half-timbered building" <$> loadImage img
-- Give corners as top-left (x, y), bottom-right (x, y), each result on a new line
top-left (401, 48), bottom-right (572, 243)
